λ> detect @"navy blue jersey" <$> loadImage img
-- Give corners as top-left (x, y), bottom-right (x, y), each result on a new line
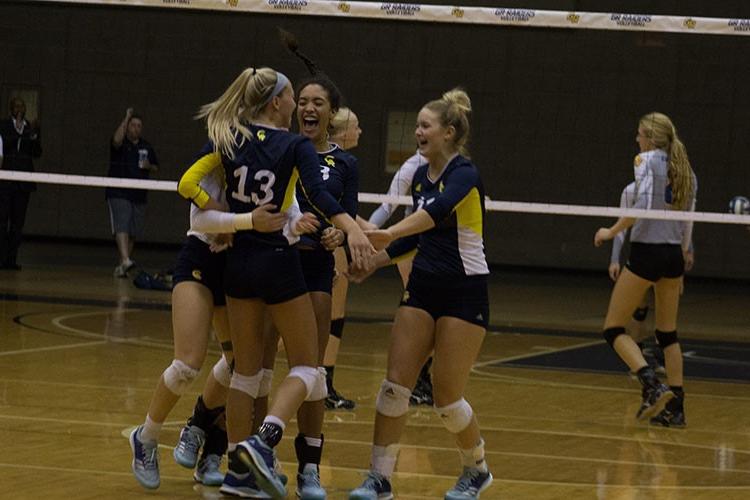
top-left (387, 155), bottom-right (489, 276)
top-left (223, 124), bottom-right (345, 246)
top-left (297, 144), bottom-right (359, 248)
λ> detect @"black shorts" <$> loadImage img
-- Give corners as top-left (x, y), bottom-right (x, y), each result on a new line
top-left (626, 242), bottom-right (684, 282)
top-left (223, 242), bottom-right (308, 305)
top-left (401, 267), bottom-right (489, 328)
top-left (299, 247), bottom-right (335, 294)
top-left (172, 235), bottom-right (227, 306)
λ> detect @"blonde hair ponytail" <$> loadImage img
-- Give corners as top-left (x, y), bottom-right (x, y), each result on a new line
top-left (424, 87), bottom-right (472, 156)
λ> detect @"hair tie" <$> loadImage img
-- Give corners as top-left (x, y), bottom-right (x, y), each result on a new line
top-left (252, 67), bottom-right (257, 75)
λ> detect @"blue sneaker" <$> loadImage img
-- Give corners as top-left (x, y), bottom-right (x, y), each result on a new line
top-left (637, 383), bottom-right (674, 420)
top-left (193, 453), bottom-right (224, 486)
top-left (174, 425), bottom-right (205, 468)
top-left (129, 425), bottom-right (160, 489)
top-left (237, 435), bottom-right (286, 499)
top-left (444, 468), bottom-right (493, 499)
top-left (296, 464), bottom-right (326, 499)
top-left (349, 471), bottom-right (393, 500)
top-left (220, 467), bottom-right (271, 498)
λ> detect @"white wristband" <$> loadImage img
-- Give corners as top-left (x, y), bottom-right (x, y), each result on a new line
top-left (233, 212), bottom-right (254, 231)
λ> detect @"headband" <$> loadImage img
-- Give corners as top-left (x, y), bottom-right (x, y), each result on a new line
top-left (260, 71), bottom-right (290, 107)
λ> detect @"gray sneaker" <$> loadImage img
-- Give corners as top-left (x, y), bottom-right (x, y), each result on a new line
top-left (194, 453), bottom-right (224, 486)
top-left (445, 467), bottom-right (493, 499)
top-left (129, 425), bottom-right (160, 489)
top-left (174, 425), bottom-right (205, 468)
top-left (296, 464), bottom-right (326, 499)
top-left (349, 471), bottom-right (393, 500)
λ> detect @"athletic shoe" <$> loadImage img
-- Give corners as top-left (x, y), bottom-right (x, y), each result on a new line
top-left (129, 425), bottom-right (160, 490)
top-left (236, 435), bottom-right (286, 499)
top-left (349, 471), bottom-right (393, 500)
top-left (194, 453), bottom-right (224, 486)
top-left (650, 396), bottom-right (686, 428)
top-left (274, 457), bottom-right (288, 486)
top-left (114, 263), bottom-right (128, 278)
top-left (220, 467), bottom-right (270, 498)
top-left (174, 425), bottom-right (206, 468)
top-left (325, 387), bottom-right (356, 410)
top-left (636, 383), bottom-right (674, 420)
top-left (444, 468), bottom-right (493, 499)
top-left (296, 464), bottom-right (326, 499)
top-left (410, 377), bottom-right (433, 406)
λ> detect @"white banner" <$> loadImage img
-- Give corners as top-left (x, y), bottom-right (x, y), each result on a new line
top-left (25, 0), bottom-right (750, 36)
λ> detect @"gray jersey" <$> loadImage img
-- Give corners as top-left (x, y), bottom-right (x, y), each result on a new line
top-left (630, 149), bottom-right (696, 246)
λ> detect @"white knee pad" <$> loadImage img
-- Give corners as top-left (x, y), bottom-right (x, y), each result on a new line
top-left (375, 379), bottom-right (411, 417)
top-left (212, 356), bottom-right (232, 388)
top-left (258, 368), bottom-right (274, 398)
top-left (230, 370), bottom-right (263, 398)
top-left (435, 398), bottom-right (473, 434)
top-left (287, 365), bottom-right (319, 400)
top-left (162, 359), bottom-right (199, 395)
top-left (305, 367), bottom-right (328, 402)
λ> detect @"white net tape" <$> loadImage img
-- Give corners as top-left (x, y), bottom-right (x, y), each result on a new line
top-left (35, 0), bottom-right (750, 37)
top-left (2, 170), bottom-right (749, 225)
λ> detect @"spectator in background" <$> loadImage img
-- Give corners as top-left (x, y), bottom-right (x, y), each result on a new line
top-left (0, 97), bottom-right (42, 270)
top-left (106, 108), bottom-right (158, 278)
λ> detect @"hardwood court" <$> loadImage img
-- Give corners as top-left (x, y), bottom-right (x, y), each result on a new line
top-left (1, 242), bottom-right (749, 499)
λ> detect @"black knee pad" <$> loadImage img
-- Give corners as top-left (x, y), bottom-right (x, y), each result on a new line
top-left (632, 306), bottom-right (649, 322)
top-left (655, 329), bottom-right (678, 348)
top-left (603, 327), bottom-right (627, 348)
top-left (330, 318), bottom-right (345, 339)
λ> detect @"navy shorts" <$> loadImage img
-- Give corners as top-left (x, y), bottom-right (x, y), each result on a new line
top-left (299, 247), bottom-right (335, 294)
top-left (172, 235), bottom-right (227, 306)
top-left (401, 267), bottom-right (489, 328)
top-left (223, 241), bottom-right (308, 305)
top-left (626, 242), bottom-right (684, 282)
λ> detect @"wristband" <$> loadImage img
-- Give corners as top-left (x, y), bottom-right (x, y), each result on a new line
top-left (233, 212), bottom-right (254, 231)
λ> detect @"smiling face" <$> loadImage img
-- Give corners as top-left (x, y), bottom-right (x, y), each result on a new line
top-left (415, 107), bottom-right (453, 159)
top-left (297, 84), bottom-right (334, 145)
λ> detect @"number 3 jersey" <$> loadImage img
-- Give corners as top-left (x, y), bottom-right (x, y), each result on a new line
top-left (387, 155), bottom-right (489, 277)
top-left (296, 144), bottom-right (359, 249)
top-left (223, 124), bottom-right (345, 247)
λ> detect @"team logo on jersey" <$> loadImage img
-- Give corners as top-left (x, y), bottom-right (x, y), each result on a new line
top-left (415, 183), bottom-right (422, 192)
top-left (257, 130), bottom-right (266, 141)
top-left (634, 154), bottom-right (643, 167)
top-left (324, 155), bottom-right (335, 167)
top-left (402, 290), bottom-right (410, 302)
top-left (192, 269), bottom-right (202, 281)
top-left (439, 181), bottom-right (445, 192)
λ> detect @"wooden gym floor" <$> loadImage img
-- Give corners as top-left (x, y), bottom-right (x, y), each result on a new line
top-left (1, 241), bottom-right (748, 499)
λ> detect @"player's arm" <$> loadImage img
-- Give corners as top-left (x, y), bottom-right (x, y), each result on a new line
top-left (177, 150), bottom-right (224, 211)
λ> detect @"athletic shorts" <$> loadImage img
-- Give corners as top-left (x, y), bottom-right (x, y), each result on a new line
top-left (400, 267), bottom-right (489, 328)
top-left (626, 242), bottom-right (684, 282)
top-left (172, 236), bottom-right (227, 306)
top-left (108, 197), bottom-right (146, 238)
top-left (299, 247), bottom-right (335, 294)
top-left (223, 242), bottom-right (308, 305)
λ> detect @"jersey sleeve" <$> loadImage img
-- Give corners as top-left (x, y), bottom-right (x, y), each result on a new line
top-left (632, 153), bottom-right (654, 210)
top-left (177, 151), bottom-right (222, 209)
top-left (294, 140), bottom-right (345, 219)
top-left (369, 154), bottom-right (419, 228)
top-left (423, 164), bottom-right (480, 224)
top-left (385, 233), bottom-right (420, 262)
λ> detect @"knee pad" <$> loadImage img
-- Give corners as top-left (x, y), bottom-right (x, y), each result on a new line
top-left (258, 368), bottom-right (274, 398)
top-left (163, 359), bottom-right (199, 395)
top-left (603, 327), bottom-right (626, 348)
top-left (212, 356), bottom-right (232, 388)
top-left (287, 365), bottom-right (320, 400)
top-left (306, 367), bottom-right (328, 402)
top-left (655, 329), bottom-right (678, 349)
top-left (375, 379), bottom-right (411, 418)
top-left (632, 306), bottom-right (649, 322)
top-left (330, 318), bottom-right (345, 339)
top-left (435, 398), bottom-right (474, 434)
top-left (229, 370), bottom-right (263, 398)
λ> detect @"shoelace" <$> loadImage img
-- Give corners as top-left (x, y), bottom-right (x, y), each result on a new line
top-left (362, 473), bottom-right (386, 491)
top-left (202, 454), bottom-right (221, 470)
top-left (140, 443), bottom-right (158, 469)
top-left (453, 469), bottom-right (482, 493)
top-left (301, 470), bottom-right (321, 488)
top-left (180, 428), bottom-right (203, 455)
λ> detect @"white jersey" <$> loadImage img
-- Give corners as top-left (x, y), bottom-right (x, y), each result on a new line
top-left (610, 182), bottom-right (636, 264)
top-left (368, 152), bottom-right (427, 228)
top-left (630, 149), bottom-right (696, 248)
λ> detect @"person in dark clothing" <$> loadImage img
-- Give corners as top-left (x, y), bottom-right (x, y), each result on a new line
top-left (0, 97), bottom-right (41, 270)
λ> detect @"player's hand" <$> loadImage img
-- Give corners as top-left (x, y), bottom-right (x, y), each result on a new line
top-left (293, 212), bottom-right (319, 235)
top-left (365, 229), bottom-right (394, 251)
top-left (252, 204), bottom-right (287, 232)
top-left (125, 107), bottom-right (133, 119)
top-left (594, 227), bottom-right (613, 247)
top-left (608, 263), bottom-right (621, 282)
top-left (210, 233), bottom-right (233, 252)
top-left (346, 227), bottom-right (376, 271)
top-left (683, 250), bottom-right (694, 272)
top-left (321, 227), bottom-right (345, 251)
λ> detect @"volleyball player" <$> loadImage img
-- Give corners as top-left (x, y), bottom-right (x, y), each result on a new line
top-left (348, 88), bottom-right (493, 500)
top-left (595, 112), bottom-right (696, 427)
top-left (182, 67), bottom-right (373, 499)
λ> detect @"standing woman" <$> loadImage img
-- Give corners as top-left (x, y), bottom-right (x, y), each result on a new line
top-left (187, 67), bottom-right (373, 499)
top-left (349, 88), bottom-right (493, 500)
top-left (595, 112), bottom-right (696, 427)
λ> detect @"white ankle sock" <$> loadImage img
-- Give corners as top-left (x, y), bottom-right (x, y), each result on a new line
top-left (140, 415), bottom-right (162, 442)
top-left (371, 444), bottom-right (399, 478)
top-left (459, 438), bottom-right (488, 472)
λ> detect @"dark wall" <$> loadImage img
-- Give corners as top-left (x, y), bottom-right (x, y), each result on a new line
top-left (2, 1), bottom-right (750, 277)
